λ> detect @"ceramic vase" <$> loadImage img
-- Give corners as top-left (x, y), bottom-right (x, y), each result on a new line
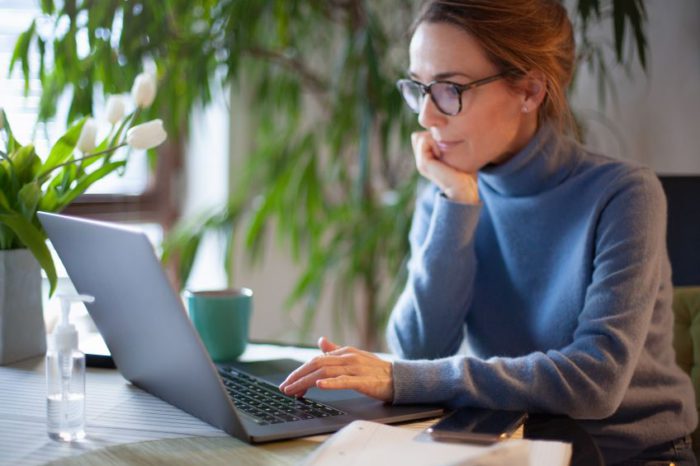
top-left (0, 249), bottom-right (46, 365)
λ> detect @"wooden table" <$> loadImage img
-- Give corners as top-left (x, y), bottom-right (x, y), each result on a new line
top-left (48, 419), bottom-right (443, 466)
top-left (2, 343), bottom-right (446, 466)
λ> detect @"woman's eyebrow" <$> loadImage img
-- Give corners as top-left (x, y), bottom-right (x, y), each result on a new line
top-left (407, 70), bottom-right (474, 81)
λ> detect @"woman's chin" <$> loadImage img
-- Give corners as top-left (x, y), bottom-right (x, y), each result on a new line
top-left (442, 154), bottom-right (478, 174)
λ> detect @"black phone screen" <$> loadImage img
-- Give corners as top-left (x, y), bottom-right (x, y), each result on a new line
top-left (428, 407), bottom-right (527, 443)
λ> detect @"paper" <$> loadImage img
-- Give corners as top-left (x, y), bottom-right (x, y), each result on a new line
top-left (302, 420), bottom-right (571, 466)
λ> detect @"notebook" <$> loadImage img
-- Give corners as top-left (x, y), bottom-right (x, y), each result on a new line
top-left (38, 212), bottom-right (443, 443)
top-left (303, 420), bottom-right (572, 466)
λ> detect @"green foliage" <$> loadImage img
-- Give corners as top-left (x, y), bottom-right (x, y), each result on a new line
top-left (0, 108), bottom-right (136, 296)
top-left (572, 0), bottom-right (648, 106)
top-left (13, 0), bottom-right (648, 347)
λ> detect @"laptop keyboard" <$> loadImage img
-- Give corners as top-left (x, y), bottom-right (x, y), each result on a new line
top-left (218, 367), bottom-right (346, 425)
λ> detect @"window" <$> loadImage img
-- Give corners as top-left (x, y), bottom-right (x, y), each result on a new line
top-left (0, 1), bottom-right (181, 230)
top-left (1, 1), bottom-right (184, 328)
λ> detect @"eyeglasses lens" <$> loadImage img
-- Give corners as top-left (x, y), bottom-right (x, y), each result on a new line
top-left (431, 83), bottom-right (460, 115)
top-left (398, 81), bottom-right (460, 116)
top-left (399, 81), bottom-right (422, 113)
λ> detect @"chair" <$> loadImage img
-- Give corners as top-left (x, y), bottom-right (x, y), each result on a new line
top-left (661, 175), bottom-right (700, 458)
top-left (658, 176), bottom-right (700, 286)
top-left (672, 287), bottom-right (700, 459)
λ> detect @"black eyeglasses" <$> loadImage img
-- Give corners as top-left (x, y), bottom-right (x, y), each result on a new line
top-left (396, 70), bottom-right (514, 116)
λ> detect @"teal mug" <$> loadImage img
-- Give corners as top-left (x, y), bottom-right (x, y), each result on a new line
top-left (186, 288), bottom-right (253, 362)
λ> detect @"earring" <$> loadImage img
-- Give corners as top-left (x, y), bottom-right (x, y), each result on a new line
top-left (522, 105), bottom-right (529, 113)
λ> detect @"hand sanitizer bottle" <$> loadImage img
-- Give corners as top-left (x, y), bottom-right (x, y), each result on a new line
top-left (46, 293), bottom-right (94, 441)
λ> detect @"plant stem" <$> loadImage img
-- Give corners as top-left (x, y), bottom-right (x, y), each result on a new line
top-left (245, 46), bottom-right (328, 95)
top-left (40, 143), bottom-right (127, 179)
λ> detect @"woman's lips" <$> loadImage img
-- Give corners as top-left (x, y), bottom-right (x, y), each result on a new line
top-left (435, 140), bottom-right (462, 153)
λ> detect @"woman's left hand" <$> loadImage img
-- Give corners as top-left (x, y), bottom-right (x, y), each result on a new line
top-left (278, 337), bottom-right (394, 402)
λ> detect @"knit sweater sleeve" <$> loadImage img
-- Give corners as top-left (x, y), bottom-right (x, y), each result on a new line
top-left (391, 169), bottom-right (667, 420)
top-left (386, 184), bottom-right (482, 359)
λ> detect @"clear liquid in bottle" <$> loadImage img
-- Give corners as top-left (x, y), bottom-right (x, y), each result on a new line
top-left (46, 350), bottom-right (86, 441)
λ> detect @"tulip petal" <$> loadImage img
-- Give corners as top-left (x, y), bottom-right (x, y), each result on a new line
top-left (131, 72), bottom-right (157, 108)
top-left (105, 96), bottom-right (126, 125)
top-left (126, 119), bottom-right (167, 150)
top-left (77, 118), bottom-right (97, 153)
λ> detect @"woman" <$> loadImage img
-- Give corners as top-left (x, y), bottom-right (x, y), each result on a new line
top-left (279, 1), bottom-right (697, 464)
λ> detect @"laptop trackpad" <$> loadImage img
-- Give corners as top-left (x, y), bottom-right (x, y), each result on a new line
top-left (226, 358), bottom-right (365, 402)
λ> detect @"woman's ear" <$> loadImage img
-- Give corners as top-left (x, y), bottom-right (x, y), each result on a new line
top-left (519, 71), bottom-right (547, 114)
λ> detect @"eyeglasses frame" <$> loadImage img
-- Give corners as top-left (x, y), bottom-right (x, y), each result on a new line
top-left (396, 69), bottom-right (517, 116)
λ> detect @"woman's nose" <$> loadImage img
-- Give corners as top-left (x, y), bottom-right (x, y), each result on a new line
top-left (417, 94), bottom-right (447, 129)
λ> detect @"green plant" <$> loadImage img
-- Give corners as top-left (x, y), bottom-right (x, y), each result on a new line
top-left (12, 0), bottom-right (647, 348)
top-left (0, 83), bottom-right (166, 295)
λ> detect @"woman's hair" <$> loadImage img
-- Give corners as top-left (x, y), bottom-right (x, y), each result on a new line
top-left (413, 0), bottom-right (576, 136)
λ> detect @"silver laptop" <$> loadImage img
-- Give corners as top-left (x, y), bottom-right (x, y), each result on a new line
top-left (38, 212), bottom-right (442, 443)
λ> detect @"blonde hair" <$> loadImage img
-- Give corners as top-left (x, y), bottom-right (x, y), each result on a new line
top-left (414, 0), bottom-right (576, 136)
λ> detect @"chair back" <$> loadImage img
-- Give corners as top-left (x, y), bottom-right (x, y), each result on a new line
top-left (658, 176), bottom-right (700, 286)
top-left (672, 286), bottom-right (700, 459)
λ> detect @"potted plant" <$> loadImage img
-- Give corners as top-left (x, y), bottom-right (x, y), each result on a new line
top-left (0, 73), bottom-right (167, 364)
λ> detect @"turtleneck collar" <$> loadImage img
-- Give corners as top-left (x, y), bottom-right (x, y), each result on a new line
top-left (478, 125), bottom-right (578, 197)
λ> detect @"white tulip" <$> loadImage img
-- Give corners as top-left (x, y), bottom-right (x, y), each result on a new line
top-left (77, 118), bottom-right (97, 153)
top-left (131, 72), bottom-right (157, 108)
top-left (126, 119), bottom-right (167, 150)
top-left (105, 96), bottom-right (125, 125)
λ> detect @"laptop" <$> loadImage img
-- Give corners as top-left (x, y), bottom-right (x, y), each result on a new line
top-left (38, 212), bottom-right (443, 443)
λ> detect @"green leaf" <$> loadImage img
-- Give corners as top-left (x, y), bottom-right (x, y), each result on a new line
top-left (55, 160), bottom-right (126, 209)
top-left (39, 117), bottom-right (87, 178)
top-left (40, 0), bottom-right (55, 14)
top-left (0, 108), bottom-right (21, 154)
top-left (0, 163), bottom-right (20, 210)
top-left (161, 219), bottom-right (208, 290)
top-left (612, 0), bottom-right (626, 63)
top-left (0, 212), bottom-right (57, 296)
top-left (177, 233), bottom-right (203, 290)
top-left (0, 188), bottom-right (11, 211)
top-left (9, 20), bottom-right (36, 95)
top-left (630, 0), bottom-right (648, 70)
top-left (17, 181), bottom-right (41, 221)
top-left (38, 186), bottom-right (59, 212)
top-left (10, 144), bottom-right (40, 184)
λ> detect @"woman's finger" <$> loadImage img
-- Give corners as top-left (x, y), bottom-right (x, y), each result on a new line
top-left (282, 364), bottom-right (357, 397)
top-left (411, 131), bottom-right (441, 173)
top-left (318, 336), bottom-right (340, 353)
top-left (278, 354), bottom-right (347, 391)
top-left (412, 132), bottom-right (457, 189)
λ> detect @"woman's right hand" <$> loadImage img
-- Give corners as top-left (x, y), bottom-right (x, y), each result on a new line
top-left (411, 131), bottom-right (479, 204)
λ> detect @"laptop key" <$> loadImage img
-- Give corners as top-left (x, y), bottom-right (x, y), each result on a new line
top-left (218, 367), bottom-right (346, 424)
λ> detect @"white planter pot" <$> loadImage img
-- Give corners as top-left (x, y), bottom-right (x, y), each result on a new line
top-left (0, 249), bottom-right (46, 365)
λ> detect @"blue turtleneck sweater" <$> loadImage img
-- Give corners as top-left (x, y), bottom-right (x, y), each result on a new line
top-left (386, 127), bottom-right (697, 463)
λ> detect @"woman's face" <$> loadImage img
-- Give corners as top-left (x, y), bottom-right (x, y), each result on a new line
top-left (409, 21), bottom-right (539, 173)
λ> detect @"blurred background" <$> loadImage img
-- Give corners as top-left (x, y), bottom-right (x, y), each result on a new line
top-left (1, 0), bottom-right (698, 350)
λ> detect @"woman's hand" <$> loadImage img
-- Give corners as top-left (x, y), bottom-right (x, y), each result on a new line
top-left (412, 131), bottom-right (479, 204)
top-left (278, 337), bottom-right (394, 402)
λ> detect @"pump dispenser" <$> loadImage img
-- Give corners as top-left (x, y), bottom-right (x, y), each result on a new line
top-left (46, 293), bottom-right (94, 441)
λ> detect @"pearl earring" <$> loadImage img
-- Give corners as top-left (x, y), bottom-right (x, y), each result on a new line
top-left (522, 105), bottom-right (529, 113)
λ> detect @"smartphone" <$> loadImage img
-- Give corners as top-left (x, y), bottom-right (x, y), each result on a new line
top-left (427, 407), bottom-right (527, 444)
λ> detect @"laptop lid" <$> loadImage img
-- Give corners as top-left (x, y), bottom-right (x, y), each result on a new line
top-left (39, 212), bottom-right (443, 443)
top-left (38, 212), bottom-right (247, 439)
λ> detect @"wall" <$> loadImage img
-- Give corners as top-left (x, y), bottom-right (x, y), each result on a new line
top-left (569, 0), bottom-right (700, 173)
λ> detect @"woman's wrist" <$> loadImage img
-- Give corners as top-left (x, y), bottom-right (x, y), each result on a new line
top-left (443, 184), bottom-right (479, 204)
